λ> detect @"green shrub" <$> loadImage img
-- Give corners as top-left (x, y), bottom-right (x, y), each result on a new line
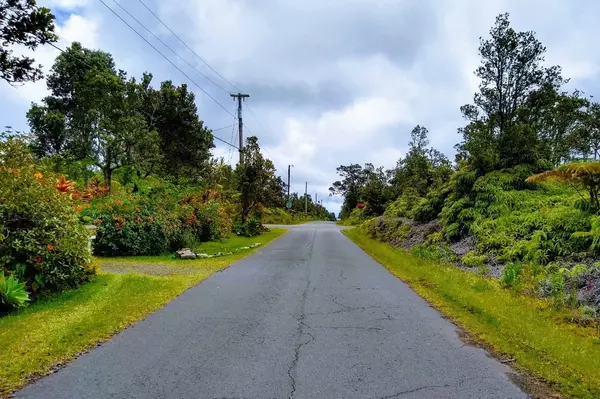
top-left (500, 262), bottom-right (523, 288)
top-left (82, 187), bottom-right (234, 256)
top-left (0, 164), bottom-right (94, 296)
top-left (411, 243), bottom-right (456, 262)
top-left (0, 271), bottom-right (30, 310)
top-left (383, 188), bottom-right (422, 219)
top-left (345, 208), bottom-right (367, 226)
top-left (234, 218), bottom-right (263, 237)
top-left (462, 250), bottom-right (487, 268)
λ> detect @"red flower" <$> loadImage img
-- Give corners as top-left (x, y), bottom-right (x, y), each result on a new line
top-left (35, 256), bottom-right (41, 263)
top-left (116, 223), bottom-right (121, 230)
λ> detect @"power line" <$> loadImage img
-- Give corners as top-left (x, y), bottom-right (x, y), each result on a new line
top-left (211, 124), bottom-right (236, 133)
top-left (46, 41), bottom-right (239, 150)
top-left (133, 0), bottom-right (282, 156)
top-left (245, 104), bottom-right (277, 146)
top-left (110, 0), bottom-right (229, 94)
top-left (228, 117), bottom-right (237, 165)
top-left (98, 0), bottom-right (236, 120)
top-left (136, 0), bottom-right (242, 93)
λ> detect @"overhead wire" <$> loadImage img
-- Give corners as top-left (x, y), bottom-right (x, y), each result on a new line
top-left (136, 0), bottom-right (242, 92)
top-left (98, 0), bottom-right (236, 121)
top-left (227, 117), bottom-right (237, 165)
top-left (110, 0), bottom-right (230, 94)
top-left (133, 0), bottom-right (282, 160)
top-left (101, 0), bottom-right (287, 165)
top-left (45, 40), bottom-right (239, 150)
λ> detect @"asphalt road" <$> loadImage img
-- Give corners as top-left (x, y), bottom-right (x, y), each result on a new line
top-left (18, 222), bottom-right (526, 399)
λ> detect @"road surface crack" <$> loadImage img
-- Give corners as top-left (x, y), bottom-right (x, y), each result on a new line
top-left (376, 376), bottom-right (480, 398)
top-left (286, 229), bottom-right (317, 399)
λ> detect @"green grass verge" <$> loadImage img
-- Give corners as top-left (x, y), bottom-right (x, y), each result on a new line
top-left (344, 228), bottom-right (600, 399)
top-left (0, 228), bottom-right (286, 396)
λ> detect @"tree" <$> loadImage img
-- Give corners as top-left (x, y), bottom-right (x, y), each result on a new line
top-left (139, 75), bottom-right (213, 179)
top-left (458, 13), bottom-right (566, 170)
top-left (76, 70), bottom-right (157, 190)
top-left (0, 0), bottom-right (57, 84)
top-left (28, 43), bottom-right (116, 165)
top-left (329, 163), bottom-right (367, 219)
top-left (235, 136), bottom-right (278, 222)
top-left (392, 125), bottom-right (452, 197)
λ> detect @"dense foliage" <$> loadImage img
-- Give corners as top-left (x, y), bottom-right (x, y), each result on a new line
top-left (0, 136), bottom-right (94, 303)
top-left (0, 0), bottom-right (57, 84)
top-left (332, 13), bottom-right (600, 319)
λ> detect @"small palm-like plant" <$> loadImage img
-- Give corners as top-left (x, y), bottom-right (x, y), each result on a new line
top-left (0, 272), bottom-right (30, 310)
top-left (527, 162), bottom-right (600, 212)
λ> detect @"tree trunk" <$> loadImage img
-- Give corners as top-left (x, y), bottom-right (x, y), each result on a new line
top-left (103, 167), bottom-right (112, 193)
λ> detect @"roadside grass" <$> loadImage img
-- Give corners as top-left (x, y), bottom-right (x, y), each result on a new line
top-left (0, 228), bottom-right (286, 396)
top-left (344, 228), bottom-right (600, 399)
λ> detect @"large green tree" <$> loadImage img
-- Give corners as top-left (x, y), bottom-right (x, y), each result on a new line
top-left (27, 43), bottom-right (159, 189)
top-left (28, 43), bottom-right (116, 164)
top-left (0, 0), bottom-right (57, 84)
top-left (457, 13), bottom-right (566, 171)
top-left (235, 136), bottom-right (278, 222)
top-left (139, 74), bottom-right (213, 180)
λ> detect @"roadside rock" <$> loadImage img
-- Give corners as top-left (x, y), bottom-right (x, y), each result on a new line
top-left (196, 253), bottom-right (211, 259)
top-left (449, 236), bottom-right (476, 257)
top-left (400, 219), bottom-right (442, 249)
top-left (176, 248), bottom-right (196, 259)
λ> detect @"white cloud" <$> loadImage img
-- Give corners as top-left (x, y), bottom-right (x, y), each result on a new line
top-left (43, 0), bottom-right (88, 10)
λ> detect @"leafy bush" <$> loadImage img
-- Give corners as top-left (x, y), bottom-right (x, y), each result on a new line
top-left (410, 243), bottom-right (456, 262)
top-left (345, 208), bottom-right (368, 226)
top-left (234, 218), bottom-right (263, 237)
top-left (82, 187), bottom-right (234, 256)
top-left (0, 165), bottom-right (93, 296)
top-left (500, 262), bottom-right (523, 288)
top-left (383, 188), bottom-right (422, 219)
top-left (461, 251), bottom-right (487, 268)
top-left (0, 271), bottom-right (30, 310)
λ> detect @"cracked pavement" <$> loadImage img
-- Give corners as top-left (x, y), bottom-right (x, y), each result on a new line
top-left (17, 222), bottom-right (527, 399)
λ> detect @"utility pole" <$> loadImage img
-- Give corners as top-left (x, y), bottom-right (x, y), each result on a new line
top-left (230, 93), bottom-right (249, 164)
top-left (305, 181), bottom-right (308, 214)
top-left (287, 165), bottom-right (292, 201)
top-left (315, 193), bottom-right (318, 205)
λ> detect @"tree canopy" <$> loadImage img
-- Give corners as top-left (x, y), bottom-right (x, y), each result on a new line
top-left (0, 0), bottom-right (57, 84)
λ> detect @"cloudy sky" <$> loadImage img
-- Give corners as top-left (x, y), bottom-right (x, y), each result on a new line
top-left (2, 0), bottom-right (600, 214)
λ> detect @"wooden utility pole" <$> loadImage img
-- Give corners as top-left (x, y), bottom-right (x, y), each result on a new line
top-left (230, 93), bottom-right (249, 164)
top-left (287, 165), bottom-right (292, 201)
top-left (305, 181), bottom-right (308, 214)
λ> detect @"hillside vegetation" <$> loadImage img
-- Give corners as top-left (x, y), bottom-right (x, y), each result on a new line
top-left (332, 14), bottom-right (600, 333)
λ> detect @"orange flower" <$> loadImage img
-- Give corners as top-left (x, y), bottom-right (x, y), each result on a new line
top-left (34, 172), bottom-right (44, 180)
top-left (114, 200), bottom-right (122, 205)
top-left (55, 175), bottom-right (75, 193)
top-left (136, 217), bottom-right (143, 223)
top-left (47, 244), bottom-right (55, 251)
top-left (147, 216), bottom-right (154, 222)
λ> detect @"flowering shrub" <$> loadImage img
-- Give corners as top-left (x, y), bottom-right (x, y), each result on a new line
top-left (81, 188), bottom-right (234, 256)
top-left (0, 165), bottom-right (94, 296)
